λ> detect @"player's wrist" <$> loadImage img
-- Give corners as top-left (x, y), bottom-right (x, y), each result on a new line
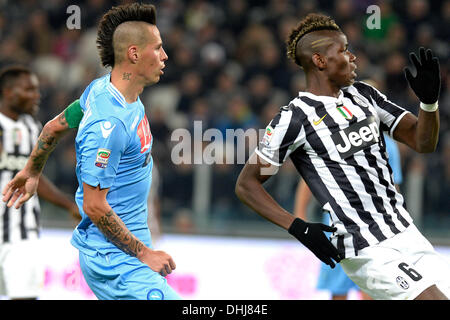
top-left (419, 101), bottom-right (438, 112)
top-left (22, 162), bottom-right (42, 177)
top-left (288, 217), bottom-right (307, 236)
top-left (136, 245), bottom-right (152, 261)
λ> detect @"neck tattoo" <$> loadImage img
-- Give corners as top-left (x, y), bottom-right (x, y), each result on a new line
top-left (122, 72), bottom-right (131, 80)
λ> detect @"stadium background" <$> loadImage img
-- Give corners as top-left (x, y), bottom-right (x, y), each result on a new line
top-left (0, 0), bottom-right (448, 299)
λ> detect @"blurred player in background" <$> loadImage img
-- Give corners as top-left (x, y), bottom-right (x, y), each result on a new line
top-left (147, 162), bottom-right (162, 243)
top-left (0, 65), bottom-right (79, 300)
top-left (235, 13), bottom-right (450, 300)
top-left (3, 3), bottom-right (179, 300)
top-left (294, 132), bottom-right (403, 300)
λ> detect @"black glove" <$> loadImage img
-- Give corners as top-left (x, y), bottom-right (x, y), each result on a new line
top-left (288, 218), bottom-right (341, 268)
top-left (404, 47), bottom-right (441, 104)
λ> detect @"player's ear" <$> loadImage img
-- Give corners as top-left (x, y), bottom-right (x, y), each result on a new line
top-left (311, 53), bottom-right (326, 71)
top-left (127, 45), bottom-right (139, 64)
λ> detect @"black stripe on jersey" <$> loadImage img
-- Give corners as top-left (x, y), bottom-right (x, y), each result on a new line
top-left (336, 235), bottom-right (345, 254)
top-left (269, 111), bottom-right (282, 129)
top-left (330, 101), bottom-right (393, 242)
top-left (21, 116), bottom-right (36, 154)
top-left (353, 82), bottom-right (404, 129)
top-left (20, 205), bottom-right (27, 239)
top-left (278, 104), bottom-right (304, 163)
top-left (297, 97), bottom-right (372, 255)
top-left (364, 148), bottom-right (410, 228)
top-left (344, 90), bottom-right (390, 132)
top-left (343, 91), bottom-right (403, 232)
top-left (3, 206), bottom-right (9, 243)
top-left (33, 206), bottom-right (40, 237)
top-left (301, 96), bottom-right (392, 243)
top-left (343, 91), bottom-right (371, 117)
top-left (290, 147), bottom-right (352, 256)
top-left (340, 96), bottom-right (396, 190)
top-left (346, 152), bottom-right (400, 235)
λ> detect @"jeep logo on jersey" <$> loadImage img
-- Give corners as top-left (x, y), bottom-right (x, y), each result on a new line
top-left (331, 116), bottom-right (380, 159)
top-left (0, 153), bottom-right (28, 171)
top-left (137, 115), bottom-right (152, 153)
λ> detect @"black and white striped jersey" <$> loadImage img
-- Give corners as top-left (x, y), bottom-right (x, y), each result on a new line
top-left (256, 81), bottom-right (413, 258)
top-left (0, 112), bottom-right (41, 244)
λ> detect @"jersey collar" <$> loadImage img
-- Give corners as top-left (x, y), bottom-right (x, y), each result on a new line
top-left (106, 73), bottom-right (128, 109)
top-left (299, 90), bottom-right (344, 104)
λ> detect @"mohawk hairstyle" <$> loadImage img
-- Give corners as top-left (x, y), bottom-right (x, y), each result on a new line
top-left (286, 13), bottom-right (341, 66)
top-left (97, 3), bottom-right (157, 68)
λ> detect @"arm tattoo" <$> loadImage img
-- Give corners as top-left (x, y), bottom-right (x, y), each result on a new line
top-left (58, 111), bottom-right (68, 126)
top-left (29, 113), bottom-right (69, 174)
top-left (30, 132), bottom-right (58, 173)
top-left (96, 210), bottom-right (144, 257)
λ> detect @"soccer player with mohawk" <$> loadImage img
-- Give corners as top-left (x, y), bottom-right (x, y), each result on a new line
top-left (3, 3), bottom-right (179, 300)
top-left (236, 13), bottom-right (449, 300)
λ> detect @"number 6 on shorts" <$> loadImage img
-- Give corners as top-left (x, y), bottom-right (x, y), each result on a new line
top-left (398, 262), bottom-right (423, 281)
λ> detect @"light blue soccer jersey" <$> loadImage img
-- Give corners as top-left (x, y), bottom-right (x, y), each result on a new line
top-left (71, 73), bottom-right (154, 256)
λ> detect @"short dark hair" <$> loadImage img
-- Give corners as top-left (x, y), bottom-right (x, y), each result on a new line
top-left (286, 13), bottom-right (341, 66)
top-left (97, 3), bottom-right (157, 68)
top-left (0, 65), bottom-right (32, 98)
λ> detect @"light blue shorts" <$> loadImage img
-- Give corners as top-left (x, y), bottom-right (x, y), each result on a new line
top-left (316, 214), bottom-right (358, 295)
top-left (317, 261), bottom-right (358, 295)
top-left (79, 250), bottom-right (181, 300)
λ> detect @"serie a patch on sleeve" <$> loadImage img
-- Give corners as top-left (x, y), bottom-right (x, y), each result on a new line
top-left (261, 125), bottom-right (274, 146)
top-left (95, 148), bottom-right (111, 168)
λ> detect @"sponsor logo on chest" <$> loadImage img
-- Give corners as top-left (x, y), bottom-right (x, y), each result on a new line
top-left (331, 116), bottom-right (380, 159)
top-left (137, 115), bottom-right (152, 154)
top-left (0, 153), bottom-right (28, 170)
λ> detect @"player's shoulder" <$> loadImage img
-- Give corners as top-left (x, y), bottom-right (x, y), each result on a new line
top-left (85, 75), bottom-right (117, 106)
top-left (19, 114), bottom-right (42, 129)
top-left (348, 81), bottom-right (386, 100)
top-left (270, 95), bottom-right (309, 126)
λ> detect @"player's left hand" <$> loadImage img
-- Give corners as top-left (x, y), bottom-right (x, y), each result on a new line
top-left (2, 170), bottom-right (39, 209)
top-left (404, 47), bottom-right (441, 104)
top-left (288, 218), bottom-right (342, 268)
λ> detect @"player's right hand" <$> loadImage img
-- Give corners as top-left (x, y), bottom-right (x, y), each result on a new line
top-left (288, 218), bottom-right (342, 268)
top-left (2, 170), bottom-right (40, 209)
top-left (140, 248), bottom-right (176, 277)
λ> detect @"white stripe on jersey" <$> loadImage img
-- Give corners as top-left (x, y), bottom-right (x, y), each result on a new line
top-left (0, 112), bottom-right (41, 244)
top-left (256, 81), bottom-right (413, 258)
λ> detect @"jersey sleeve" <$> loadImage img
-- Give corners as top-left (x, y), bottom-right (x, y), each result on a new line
top-left (353, 82), bottom-right (410, 137)
top-left (255, 106), bottom-right (305, 166)
top-left (77, 116), bottom-right (129, 189)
